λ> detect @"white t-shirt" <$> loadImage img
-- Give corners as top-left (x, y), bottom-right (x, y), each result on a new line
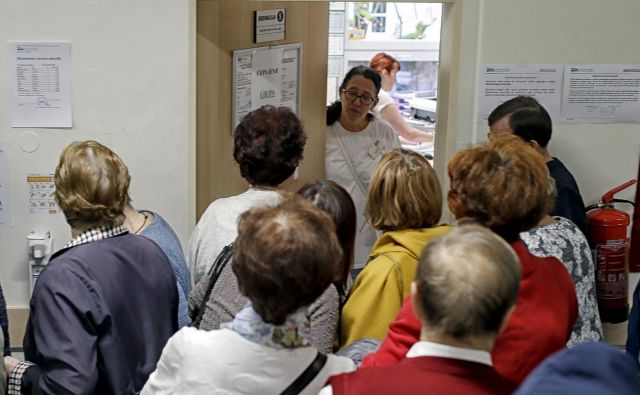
top-left (373, 89), bottom-right (394, 117)
top-left (142, 327), bottom-right (355, 395)
top-left (325, 117), bottom-right (400, 269)
top-left (188, 188), bottom-right (282, 284)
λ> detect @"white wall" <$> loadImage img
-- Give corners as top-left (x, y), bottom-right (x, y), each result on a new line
top-left (444, 0), bottom-right (639, 326)
top-left (446, 0), bottom-right (640, 207)
top-left (0, 0), bottom-right (195, 307)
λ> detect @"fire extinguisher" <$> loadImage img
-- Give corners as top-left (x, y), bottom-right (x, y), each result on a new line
top-left (586, 179), bottom-right (637, 323)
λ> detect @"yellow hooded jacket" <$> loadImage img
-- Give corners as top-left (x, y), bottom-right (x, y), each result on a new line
top-left (340, 225), bottom-right (452, 348)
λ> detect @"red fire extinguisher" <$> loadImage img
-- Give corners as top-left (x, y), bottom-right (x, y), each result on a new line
top-left (586, 179), bottom-right (637, 323)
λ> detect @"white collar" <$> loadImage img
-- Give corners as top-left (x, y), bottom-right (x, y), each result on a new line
top-left (406, 341), bottom-right (492, 366)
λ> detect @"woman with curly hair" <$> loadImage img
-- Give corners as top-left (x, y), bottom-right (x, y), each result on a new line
top-left (189, 106), bottom-right (323, 341)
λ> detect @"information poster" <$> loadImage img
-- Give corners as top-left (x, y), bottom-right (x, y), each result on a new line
top-left (27, 174), bottom-right (58, 214)
top-left (233, 43), bottom-right (301, 131)
top-left (0, 145), bottom-right (13, 227)
top-left (9, 42), bottom-right (72, 128)
top-left (562, 64), bottom-right (640, 123)
top-left (478, 64), bottom-right (563, 122)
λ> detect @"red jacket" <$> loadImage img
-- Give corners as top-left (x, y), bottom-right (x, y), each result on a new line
top-left (361, 240), bottom-right (578, 384)
top-left (331, 355), bottom-right (517, 395)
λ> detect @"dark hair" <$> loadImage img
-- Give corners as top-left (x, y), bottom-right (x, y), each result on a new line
top-left (298, 180), bottom-right (356, 297)
top-left (369, 52), bottom-right (401, 74)
top-left (327, 66), bottom-right (382, 125)
top-left (487, 96), bottom-right (552, 147)
top-left (233, 105), bottom-right (307, 186)
top-left (232, 194), bottom-right (342, 325)
top-left (55, 140), bottom-right (130, 231)
top-left (447, 134), bottom-right (549, 242)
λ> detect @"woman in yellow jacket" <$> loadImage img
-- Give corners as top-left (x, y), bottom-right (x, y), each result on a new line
top-left (340, 148), bottom-right (452, 348)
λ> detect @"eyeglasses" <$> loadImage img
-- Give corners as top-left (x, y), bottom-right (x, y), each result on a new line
top-left (341, 89), bottom-right (376, 105)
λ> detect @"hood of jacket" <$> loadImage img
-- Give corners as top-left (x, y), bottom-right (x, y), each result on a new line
top-left (370, 225), bottom-right (452, 260)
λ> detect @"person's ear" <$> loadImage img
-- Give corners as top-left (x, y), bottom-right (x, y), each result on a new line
top-left (497, 305), bottom-right (516, 335)
top-left (411, 281), bottom-right (425, 322)
top-left (528, 139), bottom-right (543, 152)
top-left (381, 69), bottom-right (389, 78)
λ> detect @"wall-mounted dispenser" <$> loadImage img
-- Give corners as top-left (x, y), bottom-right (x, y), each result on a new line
top-left (27, 231), bottom-right (53, 296)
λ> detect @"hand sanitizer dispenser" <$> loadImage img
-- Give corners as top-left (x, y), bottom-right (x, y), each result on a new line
top-left (27, 231), bottom-right (53, 296)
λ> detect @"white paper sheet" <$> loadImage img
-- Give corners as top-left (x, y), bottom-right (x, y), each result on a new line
top-left (0, 145), bottom-right (13, 227)
top-left (9, 42), bottom-right (72, 128)
top-left (233, 44), bottom-right (301, 131)
top-left (562, 65), bottom-right (640, 123)
top-left (478, 64), bottom-right (563, 122)
top-left (251, 48), bottom-right (282, 109)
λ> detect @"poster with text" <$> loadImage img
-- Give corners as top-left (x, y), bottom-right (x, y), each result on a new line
top-left (562, 65), bottom-right (640, 123)
top-left (478, 64), bottom-right (563, 122)
top-left (10, 42), bottom-right (72, 127)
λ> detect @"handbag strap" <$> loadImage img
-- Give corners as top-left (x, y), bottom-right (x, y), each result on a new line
top-left (280, 351), bottom-right (328, 395)
top-left (190, 243), bottom-right (234, 328)
top-left (330, 127), bottom-right (368, 197)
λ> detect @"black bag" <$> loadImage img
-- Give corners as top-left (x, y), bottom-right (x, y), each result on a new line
top-left (189, 243), bottom-right (234, 329)
top-left (280, 351), bottom-right (327, 395)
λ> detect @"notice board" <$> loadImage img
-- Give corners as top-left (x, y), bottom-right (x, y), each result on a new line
top-left (232, 43), bottom-right (302, 131)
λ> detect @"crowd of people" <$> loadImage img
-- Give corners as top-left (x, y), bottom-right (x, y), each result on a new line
top-left (1, 61), bottom-right (639, 394)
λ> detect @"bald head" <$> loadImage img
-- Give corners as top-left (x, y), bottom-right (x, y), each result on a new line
top-left (414, 225), bottom-right (521, 341)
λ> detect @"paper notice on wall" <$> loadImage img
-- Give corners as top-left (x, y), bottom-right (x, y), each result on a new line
top-left (9, 42), bottom-right (72, 128)
top-left (478, 64), bottom-right (563, 122)
top-left (27, 174), bottom-right (58, 214)
top-left (0, 145), bottom-right (13, 227)
top-left (562, 65), bottom-right (640, 123)
top-left (280, 48), bottom-right (299, 112)
top-left (251, 48), bottom-right (282, 109)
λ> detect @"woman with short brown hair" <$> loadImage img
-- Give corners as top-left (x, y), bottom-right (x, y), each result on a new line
top-left (143, 196), bottom-right (355, 394)
top-left (339, 149), bottom-right (451, 347)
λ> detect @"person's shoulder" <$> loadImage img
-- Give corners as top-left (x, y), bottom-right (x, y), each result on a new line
top-left (369, 117), bottom-right (395, 135)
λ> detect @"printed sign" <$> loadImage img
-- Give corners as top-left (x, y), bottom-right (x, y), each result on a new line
top-left (254, 9), bottom-right (286, 43)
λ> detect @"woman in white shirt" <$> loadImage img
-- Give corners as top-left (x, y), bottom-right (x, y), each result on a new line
top-left (326, 66), bottom-right (400, 272)
top-left (142, 196), bottom-right (354, 395)
top-left (369, 52), bottom-right (434, 144)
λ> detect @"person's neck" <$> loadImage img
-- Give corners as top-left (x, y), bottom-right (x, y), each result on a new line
top-left (339, 113), bottom-right (368, 133)
top-left (123, 205), bottom-right (149, 234)
top-left (541, 147), bottom-right (553, 162)
top-left (420, 328), bottom-right (494, 353)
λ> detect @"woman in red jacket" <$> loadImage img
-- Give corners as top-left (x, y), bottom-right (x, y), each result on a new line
top-left (360, 134), bottom-right (578, 384)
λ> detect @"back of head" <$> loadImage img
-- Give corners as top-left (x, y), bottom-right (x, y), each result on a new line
top-left (232, 194), bottom-right (342, 325)
top-left (447, 134), bottom-right (549, 241)
top-left (515, 342), bottom-right (640, 395)
top-left (298, 180), bottom-right (356, 297)
top-left (415, 225), bottom-right (521, 339)
top-left (488, 96), bottom-right (552, 147)
top-left (327, 66), bottom-right (382, 125)
top-left (233, 105), bottom-right (307, 187)
top-left (55, 140), bottom-right (130, 231)
top-left (369, 52), bottom-right (400, 73)
top-left (367, 148), bottom-right (443, 232)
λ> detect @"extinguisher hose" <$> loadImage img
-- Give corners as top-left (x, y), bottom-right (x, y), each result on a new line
top-left (585, 199), bottom-right (636, 212)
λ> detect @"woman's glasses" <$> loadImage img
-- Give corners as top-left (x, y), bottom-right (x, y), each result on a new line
top-left (341, 89), bottom-right (376, 105)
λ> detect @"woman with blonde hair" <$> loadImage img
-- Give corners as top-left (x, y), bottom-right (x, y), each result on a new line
top-left (4, 141), bottom-right (177, 394)
top-left (360, 135), bottom-right (578, 385)
top-left (339, 148), bottom-right (451, 347)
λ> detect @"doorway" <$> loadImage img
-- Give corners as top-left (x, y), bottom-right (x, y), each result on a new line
top-left (327, 2), bottom-right (442, 161)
